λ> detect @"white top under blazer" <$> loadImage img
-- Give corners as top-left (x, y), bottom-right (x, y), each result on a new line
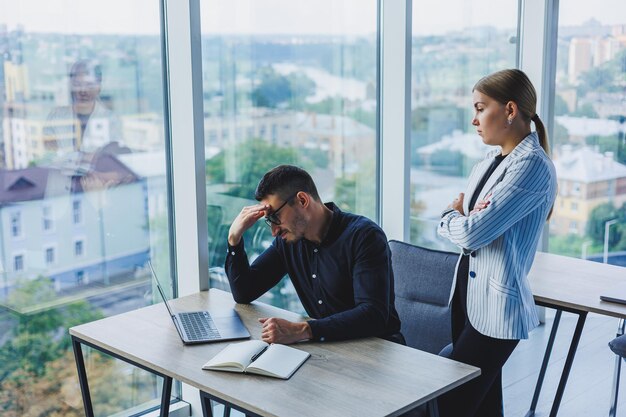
top-left (437, 132), bottom-right (557, 340)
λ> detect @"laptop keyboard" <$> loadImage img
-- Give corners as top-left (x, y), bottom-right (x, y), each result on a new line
top-left (179, 311), bottom-right (221, 341)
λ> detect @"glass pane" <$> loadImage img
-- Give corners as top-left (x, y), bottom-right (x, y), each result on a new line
top-left (548, 1), bottom-right (626, 266)
top-left (0, 1), bottom-right (175, 416)
top-left (200, 0), bottom-right (378, 312)
top-left (409, 0), bottom-right (519, 249)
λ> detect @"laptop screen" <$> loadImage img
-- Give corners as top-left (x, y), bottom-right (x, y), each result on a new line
top-left (148, 261), bottom-right (176, 317)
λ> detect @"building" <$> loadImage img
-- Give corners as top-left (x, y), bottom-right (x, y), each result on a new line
top-left (0, 152), bottom-right (149, 302)
top-left (1, 3), bottom-right (625, 417)
top-left (415, 130), bottom-right (491, 176)
top-left (552, 146), bottom-right (626, 235)
top-left (568, 38), bottom-right (593, 84)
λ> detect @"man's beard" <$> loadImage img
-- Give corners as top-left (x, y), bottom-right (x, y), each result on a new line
top-left (282, 214), bottom-right (307, 244)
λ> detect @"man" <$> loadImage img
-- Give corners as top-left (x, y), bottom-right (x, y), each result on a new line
top-left (226, 165), bottom-right (403, 345)
top-left (45, 59), bottom-right (124, 155)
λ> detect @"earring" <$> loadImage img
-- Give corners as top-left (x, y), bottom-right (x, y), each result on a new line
top-left (507, 118), bottom-right (513, 125)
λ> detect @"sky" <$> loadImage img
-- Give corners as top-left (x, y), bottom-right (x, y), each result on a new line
top-left (0, 0), bottom-right (624, 36)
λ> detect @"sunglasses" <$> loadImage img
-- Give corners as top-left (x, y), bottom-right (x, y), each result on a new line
top-left (264, 193), bottom-right (298, 227)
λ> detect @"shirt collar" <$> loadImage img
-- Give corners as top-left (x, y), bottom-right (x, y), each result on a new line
top-left (317, 202), bottom-right (343, 247)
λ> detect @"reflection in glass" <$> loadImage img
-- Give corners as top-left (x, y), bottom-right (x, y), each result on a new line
top-left (0, 2), bottom-right (173, 416)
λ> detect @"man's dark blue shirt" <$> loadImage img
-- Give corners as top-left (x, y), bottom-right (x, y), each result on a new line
top-left (225, 202), bottom-right (402, 342)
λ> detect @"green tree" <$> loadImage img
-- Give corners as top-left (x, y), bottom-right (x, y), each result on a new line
top-left (0, 275), bottom-right (164, 416)
top-left (576, 49), bottom-right (626, 97)
top-left (251, 67), bottom-right (315, 109)
top-left (552, 121), bottom-right (570, 146)
top-left (586, 202), bottom-right (624, 248)
top-left (554, 94), bottom-right (570, 116)
top-left (572, 102), bottom-right (599, 118)
top-left (0, 277), bottom-right (103, 380)
top-left (348, 108), bottom-right (376, 130)
top-left (429, 149), bottom-right (464, 176)
top-left (548, 233), bottom-right (587, 258)
top-left (577, 66), bottom-right (615, 96)
top-left (334, 178), bottom-right (357, 213)
top-left (206, 139), bottom-right (302, 198)
top-left (585, 134), bottom-right (621, 154)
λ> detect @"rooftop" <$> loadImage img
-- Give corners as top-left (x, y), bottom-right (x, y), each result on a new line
top-left (554, 146), bottom-right (626, 183)
top-left (0, 152), bottom-right (140, 204)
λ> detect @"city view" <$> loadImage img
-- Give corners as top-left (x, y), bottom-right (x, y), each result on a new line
top-left (0, 3), bottom-right (625, 416)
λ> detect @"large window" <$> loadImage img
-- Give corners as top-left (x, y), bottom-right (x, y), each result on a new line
top-left (409, 0), bottom-right (519, 249)
top-left (548, 1), bottom-right (626, 266)
top-left (0, 1), bottom-right (174, 416)
top-left (200, 0), bottom-right (378, 312)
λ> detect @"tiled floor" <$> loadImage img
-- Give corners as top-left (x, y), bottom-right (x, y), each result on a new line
top-left (504, 309), bottom-right (623, 417)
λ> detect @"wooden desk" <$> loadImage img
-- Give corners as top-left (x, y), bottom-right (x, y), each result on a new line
top-left (70, 289), bottom-right (480, 417)
top-left (527, 252), bottom-right (626, 417)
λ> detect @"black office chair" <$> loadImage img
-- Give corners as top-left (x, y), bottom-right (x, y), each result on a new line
top-left (609, 322), bottom-right (626, 417)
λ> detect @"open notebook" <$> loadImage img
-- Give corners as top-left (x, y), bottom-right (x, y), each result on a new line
top-left (202, 340), bottom-right (310, 380)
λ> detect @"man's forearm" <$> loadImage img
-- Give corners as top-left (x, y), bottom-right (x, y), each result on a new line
top-left (308, 303), bottom-right (388, 342)
top-left (227, 231), bottom-right (242, 247)
top-left (225, 240), bottom-right (286, 304)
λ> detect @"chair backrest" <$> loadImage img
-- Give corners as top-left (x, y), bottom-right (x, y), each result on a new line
top-left (609, 334), bottom-right (626, 357)
top-left (389, 240), bottom-right (457, 354)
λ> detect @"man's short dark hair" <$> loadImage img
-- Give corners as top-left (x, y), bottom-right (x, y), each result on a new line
top-left (255, 165), bottom-right (321, 203)
top-left (69, 59), bottom-right (103, 83)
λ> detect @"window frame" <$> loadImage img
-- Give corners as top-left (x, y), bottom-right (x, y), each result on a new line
top-left (10, 211), bottom-right (22, 238)
top-left (42, 204), bottom-right (54, 232)
top-left (12, 253), bottom-right (25, 272)
top-left (45, 246), bottom-right (56, 265)
top-left (72, 199), bottom-right (83, 225)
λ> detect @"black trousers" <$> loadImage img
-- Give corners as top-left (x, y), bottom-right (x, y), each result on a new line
top-left (438, 255), bottom-right (519, 417)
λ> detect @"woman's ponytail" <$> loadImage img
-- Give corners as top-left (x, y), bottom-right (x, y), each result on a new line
top-left (532, 114), bottom-right (550, 157)
top-left (532, 113), bottom-right (554, 219)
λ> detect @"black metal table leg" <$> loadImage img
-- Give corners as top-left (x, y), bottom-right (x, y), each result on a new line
top-left (160, 376), bottom-right (173, 417)
top-left (72, 336), bottom-right (95, 417)
top-left (526, 309), bottom-right (563, 417)
top-left (428, 398), bottom-right (440, 417)
top-left (200, 398), bottom-right (231, 417)
top-left (549, 311), bottom-right (587, 417)
top-left (71, 335), bottom-right (175, 416)
top-left (200, 390), bottom-right (260, 417)
top-left (609, 319), bottom-right (624, 417)
top-left (200, 391), bottom-right (214, 417)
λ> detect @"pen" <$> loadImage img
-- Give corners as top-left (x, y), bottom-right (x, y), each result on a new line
top-left (250, 345), bottom-right (269, 362)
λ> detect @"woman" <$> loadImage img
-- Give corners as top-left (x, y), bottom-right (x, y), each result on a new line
top-left (437, 69), bottom-right (557, 417)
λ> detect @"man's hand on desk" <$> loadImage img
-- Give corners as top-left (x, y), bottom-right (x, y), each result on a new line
top-left (258, 317), bottom-right (312, 344)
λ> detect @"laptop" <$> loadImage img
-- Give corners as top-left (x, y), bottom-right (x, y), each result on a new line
top-left (148, 261), bottom-right (250, 344)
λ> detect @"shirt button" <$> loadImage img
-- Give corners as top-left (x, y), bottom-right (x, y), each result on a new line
top-left (440, 222), bottom-right (444, 227)
top-left (320, 337), bottom-right (325, 342)
top-left (312, 274), bottom-right (317, 279)
top-left (231, 251), bottom-right (235, 256)
top-left (471, 252), bottom-right (477, 258)
top-left (469, 271), bottom-right (476, 278)
top-left (318, 299), bottom-right (323, 305)
top-left (314, 248), bottom-right (318, 253)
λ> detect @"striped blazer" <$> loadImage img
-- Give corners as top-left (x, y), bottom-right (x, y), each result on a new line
top-left (437, 132), bottom-right (557, 339)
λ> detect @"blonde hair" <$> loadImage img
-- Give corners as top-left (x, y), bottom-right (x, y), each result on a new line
top-left (473, 69), bottom-right (550, 156)
top-left (474, 69), bottom-right (554, 220)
